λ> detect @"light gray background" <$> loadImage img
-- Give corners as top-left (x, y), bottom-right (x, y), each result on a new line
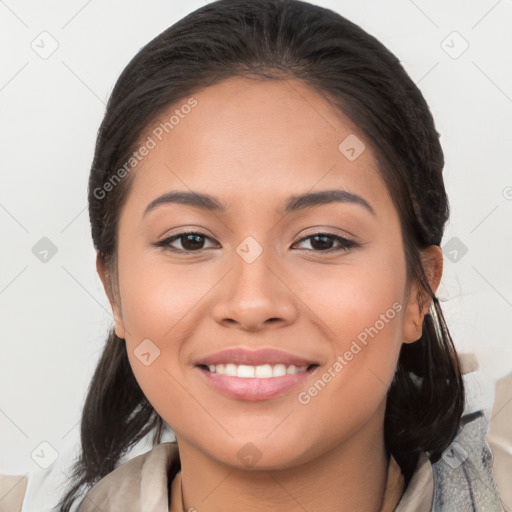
top-left (1, 0), bottom-right (511, 505)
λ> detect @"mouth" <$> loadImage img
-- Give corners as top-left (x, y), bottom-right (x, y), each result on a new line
top-left (195, 363), bottom-right (320, 401)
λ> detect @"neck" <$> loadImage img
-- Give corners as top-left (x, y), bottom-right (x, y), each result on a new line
top-left (171, 402), bottom-right (392, 512)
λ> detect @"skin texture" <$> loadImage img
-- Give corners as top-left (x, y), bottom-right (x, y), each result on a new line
top-left (97, 76), bottom-right (443, 512)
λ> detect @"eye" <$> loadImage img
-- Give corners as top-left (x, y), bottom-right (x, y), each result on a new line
top-left (154, 231), bottom-right (218, 252)
top-left (293, 232), bottom-right (357, 253)
top-left (154, 231), bottom-right (358, 254)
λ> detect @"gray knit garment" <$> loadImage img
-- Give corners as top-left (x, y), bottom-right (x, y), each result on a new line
top-left (430, 409), bottom-right (504, 511)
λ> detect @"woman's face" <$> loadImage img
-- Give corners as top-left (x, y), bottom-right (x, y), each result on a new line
top-left (98, 76), bottom-right (437, 469)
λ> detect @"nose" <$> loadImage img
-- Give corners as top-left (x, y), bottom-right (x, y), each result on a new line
top-left (211, 248), bottom-right (298, 332)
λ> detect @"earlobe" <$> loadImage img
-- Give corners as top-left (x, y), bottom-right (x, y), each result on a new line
top-left (402, 245), bottom-right (443, 344)
top-left (95, 252), bottom-right (126, 339)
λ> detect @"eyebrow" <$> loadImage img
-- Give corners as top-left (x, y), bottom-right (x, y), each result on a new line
top-left (142, 189), bottom-right (375, 218)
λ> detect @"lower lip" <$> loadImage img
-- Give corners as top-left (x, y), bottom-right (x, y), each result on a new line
top-left (196, 366), bottom-right (318, 401)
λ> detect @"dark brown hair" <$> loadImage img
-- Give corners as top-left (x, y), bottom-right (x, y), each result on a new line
top-left (57, 1), bottom-right (464, 509)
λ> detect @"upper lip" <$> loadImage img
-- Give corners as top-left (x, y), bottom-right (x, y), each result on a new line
top-left (195, 347), bottom-right (319, 367)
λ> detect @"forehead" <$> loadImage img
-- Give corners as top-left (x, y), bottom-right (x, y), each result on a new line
top-left (124, 76), bottom-right (395, 222)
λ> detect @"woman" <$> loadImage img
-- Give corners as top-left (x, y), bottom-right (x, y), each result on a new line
top-left (49, 0), bottom-right (504, 510)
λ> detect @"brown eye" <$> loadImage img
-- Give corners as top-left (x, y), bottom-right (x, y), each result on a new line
top-left (155, 232), bottom-right (218, 252)
top-left (293, 233), bottom-right (357, 252)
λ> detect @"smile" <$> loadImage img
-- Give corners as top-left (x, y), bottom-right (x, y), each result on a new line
top-left (203, 363), bottom-right (314, 378)
top-left (196, 363), bottom-right (320, 401)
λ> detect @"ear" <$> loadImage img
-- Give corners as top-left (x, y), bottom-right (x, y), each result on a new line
top-left (96, 252), bottom-right (126, 339)
top-left (402, 245), bottom-right (443, 344)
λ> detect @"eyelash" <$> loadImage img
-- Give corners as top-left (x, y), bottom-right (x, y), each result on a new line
top-left (153, 230), bottom-right (358, 254)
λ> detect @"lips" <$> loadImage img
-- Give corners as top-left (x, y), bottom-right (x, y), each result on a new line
top-left (194, 347), bottom-right (319, 367)
top-left (194, 347), bottom-right (320, 401)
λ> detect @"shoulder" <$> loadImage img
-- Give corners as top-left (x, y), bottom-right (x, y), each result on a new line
top-left (76, 441), bottom-right (179, 512)
top-left (427, 356), bottom-right (508, 512)
top-left (0, 442), bottom-right (179, 512)
top-left (486, 370), bottom-right (512, 512)
top-left (395, 355), bottom-right (509, 512)
top-left (0, 474), bottom-right (27, 512)
top-left (430, 408), bottom-right (503, 511)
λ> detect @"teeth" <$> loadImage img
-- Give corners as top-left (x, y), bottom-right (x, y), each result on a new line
top-left (255, 364), bottom-right (272, 378)
top-left (224, 363), bottom-right (237, 376)
top-left (206, 363), bottom-right (309, 378)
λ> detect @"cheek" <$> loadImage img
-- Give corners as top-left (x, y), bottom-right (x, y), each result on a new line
top-left (293, 308), bottom-right (403, 446)
top-left (300, 239), bottom-right (406, 345)
top-left (117, 247), bottom-right (214, 340)
top-left (293, 248), bottom-right (406, 409)
top-left (116, 251), bottom-right (218, 423)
